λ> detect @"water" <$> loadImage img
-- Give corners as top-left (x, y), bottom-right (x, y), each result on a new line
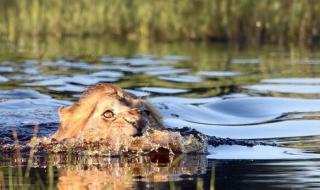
top-left (1, 37), bottom-right (320, 189)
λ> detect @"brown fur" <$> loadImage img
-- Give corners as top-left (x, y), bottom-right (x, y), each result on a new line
top-left (50, 83), bottom-right (163, 141)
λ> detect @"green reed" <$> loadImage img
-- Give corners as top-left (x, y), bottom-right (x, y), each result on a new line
top-left (0, 0), bottom-right (319, 45)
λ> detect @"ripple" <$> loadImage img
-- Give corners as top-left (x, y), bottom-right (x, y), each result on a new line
top-left (294, 59), bottom-right (320, 65)
top-left (164, 118), bottom-right (320, 139)
top-left (208, 145), bottom-right (320, 160)
top-left (0, 66), bottom-right (14, 73)
top-left (138, 87), bottom-right (189, 94)
top-left (231, 58), bottom-right (260, 64)
top-left (157, 96), bottom-right (320, 139)
top-left (12, 75), bottom-right (58, 81)
top-left (203, 97), bottom-right (320, 118)
top-left (261, 78), bottom-right (320, 84)
top-left (144, 68), bottom-right (190, 76)
top-left (99, 55), bottom-right (113, 63)
top-left (90, 71), bottom-right (124, 78)
top-left (24, 59), bottom-right (40, 65)
top-left (24, 75), bottom-right (119, 87)
top-left (49, 84), bottom-right (86, 93)
top-left (199, 71), bottom-right (241, 77)
top-left (162, 55), bottom-right (191, 61)
top-left (158, 75), bottom-right (203, 83)
top-left (243, 84), bottom-right (320, 94)
top-left (100, 55), bottom-right (179, 66)
top-left (0, 89), bottom-right (51, 100)
top-left (0, 75), bottom-right (8, 82)
top-left (128, 66), bottom-right (173, 73)
top-left (0, 98), bottom-right (70, 141)
top-left (127, 57), bottom-right (175, 66)
top-left (23, 67), bottom-right (41, 74)
top-left (125, 89), bottom-right (150, 97)
top-left (43, 60), bottom-right (112, 70)
top-left (150, 96), bottom-right (220, 104)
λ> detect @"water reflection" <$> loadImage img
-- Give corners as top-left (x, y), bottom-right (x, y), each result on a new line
top-left (0, 154), bottom-right (207, 189)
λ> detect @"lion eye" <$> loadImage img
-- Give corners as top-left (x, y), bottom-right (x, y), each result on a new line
top-left (102, 110), bottom-right (114, 119)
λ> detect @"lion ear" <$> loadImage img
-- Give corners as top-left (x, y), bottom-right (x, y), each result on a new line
top-left (50, 106), bottom-right (72, 140)
top-left (58, 106), bottom-right (72, 130)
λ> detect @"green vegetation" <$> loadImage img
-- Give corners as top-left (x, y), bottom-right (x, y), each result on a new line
top-left (0, 0), bottom-right (319, 45)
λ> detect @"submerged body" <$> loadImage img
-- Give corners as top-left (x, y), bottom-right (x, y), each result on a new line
top-left (42, 83), bottom-right (207, 154)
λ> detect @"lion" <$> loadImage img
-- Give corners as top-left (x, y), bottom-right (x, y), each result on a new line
top-left (43, 83), bottom-right (207, 154)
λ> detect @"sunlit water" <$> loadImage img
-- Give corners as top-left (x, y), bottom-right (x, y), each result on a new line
top-left (0, 37), bottom-right (320, 189)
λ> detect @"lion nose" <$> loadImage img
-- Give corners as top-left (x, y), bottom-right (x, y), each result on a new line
top-left (134, 118), bottom-right (147, 136)
top-left (137, 109), bottom-right (150, 116)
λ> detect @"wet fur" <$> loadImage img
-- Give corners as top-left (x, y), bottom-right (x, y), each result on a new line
top-left (50, 83), bottom-right (163, 141)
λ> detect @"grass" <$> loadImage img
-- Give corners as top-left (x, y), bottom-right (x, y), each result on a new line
top-left (0, 0), bottom-right (319, 45)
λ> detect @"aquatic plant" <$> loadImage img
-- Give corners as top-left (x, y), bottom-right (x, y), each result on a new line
top-left (0, 0), bottom-right (319, 45)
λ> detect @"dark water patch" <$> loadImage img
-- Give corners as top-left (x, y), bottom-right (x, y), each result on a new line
top-left (1, 154), bottom-right (320, 190)
top-left (211, 160), bottom-right (320, 190)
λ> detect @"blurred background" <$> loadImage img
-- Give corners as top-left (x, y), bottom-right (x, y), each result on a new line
top-left (0, 0), bottom-right (319, 46)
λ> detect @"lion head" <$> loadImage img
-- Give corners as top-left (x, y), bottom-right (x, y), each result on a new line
top-left (50, 83), bottom-right (163, 141)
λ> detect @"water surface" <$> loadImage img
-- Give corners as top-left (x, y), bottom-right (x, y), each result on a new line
top-left (0, 38), bottom-right (320, 189)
